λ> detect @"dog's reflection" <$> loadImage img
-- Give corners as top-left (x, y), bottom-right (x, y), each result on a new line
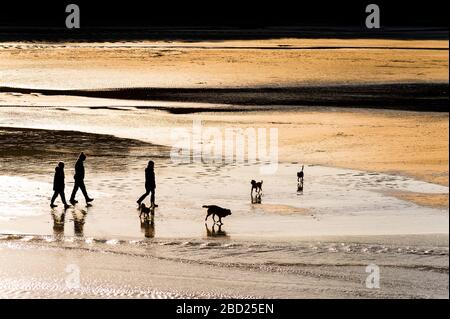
top-left (297, 181), bottom-right (304, 194)
top-left (205, 223), bottom-right (228, 238)
top-left (139, 206), bottom-right (155, 238)
top-left (51, 209), bottom-right (66, 239)
top-left (251, 193), bottom-right (262, 204)
top-left (72, 209), bottom-right (87, 237)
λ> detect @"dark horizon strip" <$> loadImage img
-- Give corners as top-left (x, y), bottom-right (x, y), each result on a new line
top-left (0, 27), bottom-right (448, 41)
top-left (1, 44), bottom-right (448, 51)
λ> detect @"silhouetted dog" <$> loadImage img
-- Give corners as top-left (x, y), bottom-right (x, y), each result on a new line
top-left (297, 165), bottom-right (304, 183)
top-left (139, 203), bottom-right (152, 220)
top-left (203, 205), bottom-right (232, 224)
top-left (251, 180), bottom-right (263, 195)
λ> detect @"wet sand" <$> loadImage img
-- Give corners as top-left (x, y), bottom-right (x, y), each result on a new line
top-left (1, 83), bottom-right (448, 112)
top-left (0, 234), bottom-right (448, 299)
top-left (0, 39), bottom-right (448, 90)
top-left (1, 106), bottom-right (447, 187)
top-left (0, 119), bottom-right (448, 298)
top-left (0, 38), bottom-right (448, 298)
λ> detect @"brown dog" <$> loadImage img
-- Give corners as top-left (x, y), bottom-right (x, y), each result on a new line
top-left (203, 205), bottom-right (232, 224)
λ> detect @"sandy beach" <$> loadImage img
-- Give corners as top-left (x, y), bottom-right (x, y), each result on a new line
top-left (0, 38), bottom-right (448, 298)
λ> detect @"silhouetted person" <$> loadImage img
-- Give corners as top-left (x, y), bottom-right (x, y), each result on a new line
top-left (70, 152), bottom-right (94, 205)
top-left (137, 160), bottom-right (157, 207)
top-left (50, 162), bottom-right (70, 209)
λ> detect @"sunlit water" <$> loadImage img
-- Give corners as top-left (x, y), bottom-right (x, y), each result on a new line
top-left (0, 106), bottom-right (448, 298)
top-left (0, 162), bottom-right (448, 238)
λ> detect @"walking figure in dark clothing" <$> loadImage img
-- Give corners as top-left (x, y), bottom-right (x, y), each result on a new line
top-left (70, 152), bottom-right (94, 206)
top-left (137, 160), bottom-right (157, 208)
top-left (50, 162), bottom-right (71, 209)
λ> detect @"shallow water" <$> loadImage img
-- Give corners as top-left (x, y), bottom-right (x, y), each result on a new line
top-left (0, 112), bottom-right (448, 238)
top-left (0, 107), bottom-right (448, 298)
top-left (0, 233), bottom-right (448, 298)
top-left (0, 161), bottom-right (448, 239)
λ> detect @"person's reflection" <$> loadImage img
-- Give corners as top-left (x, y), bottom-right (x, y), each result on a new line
top-left (251, 193), bottom-right (262, 204)
top-left (72, 209), bottom-right (87, 237)
top-left (205, 223), bottom-right (228, 238)
top-left (51, 210), bottom-right (65, 240)
top-left (140, 207), bottom-right (155, 238)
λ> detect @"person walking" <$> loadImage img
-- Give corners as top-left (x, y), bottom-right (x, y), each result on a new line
top-left (137, 160), bottom-right (157, 207)
top-left (50, 162), bottom-right (71, 209)
top-left (70, 152), bottom-right (94, 205)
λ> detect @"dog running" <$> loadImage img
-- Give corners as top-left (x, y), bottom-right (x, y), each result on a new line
top-left (203, 205), bottom-right (232, 224)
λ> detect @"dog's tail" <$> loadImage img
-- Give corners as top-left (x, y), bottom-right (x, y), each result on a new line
top-left (261, 180), bottom-right (263, 185)
top-left (202, 205), bottom-right (211, 209)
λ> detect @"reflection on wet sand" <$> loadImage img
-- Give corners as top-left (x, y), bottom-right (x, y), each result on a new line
top-left (73, 209), bottom-right (87, 237)
top-left (52, 208), bottom-right (88, 238)
top-left (51, 210), bottom-right (65, 240)
top-left (205, 223), bottom-right (228, 238)
top-left (297, 181), bottom-right (304, 194)
top-left (140, 206), bottom-right (155, 238)
top-left (51, 208), bottom-right (87, 238)
top-left (251, 194), bottom-right (262, 204)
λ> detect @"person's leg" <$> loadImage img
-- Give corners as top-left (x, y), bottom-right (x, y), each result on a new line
top-left (50, 191), bottom-right (58, 206)
top-left (70, 182), bottom-right (79, 202)
top-left (60, 191), bottom-right (68, 206)
top-left (150, 189), bottom-right (155, 206)
top-left (78, 180), bottom-right (93, 202)
top-left (79, 180), bottom-right (88, 199)
top-left (137, 190), bottom-right (150, 204)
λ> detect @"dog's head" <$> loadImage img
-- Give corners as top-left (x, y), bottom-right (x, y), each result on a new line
top-left (251, 180), bottom-right (256, 186)
top-left (225, 209), bottom-right (232, 216)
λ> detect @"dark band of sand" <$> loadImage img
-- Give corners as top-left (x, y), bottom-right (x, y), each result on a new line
top-left (1, 83), bottom-right (448, 113)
